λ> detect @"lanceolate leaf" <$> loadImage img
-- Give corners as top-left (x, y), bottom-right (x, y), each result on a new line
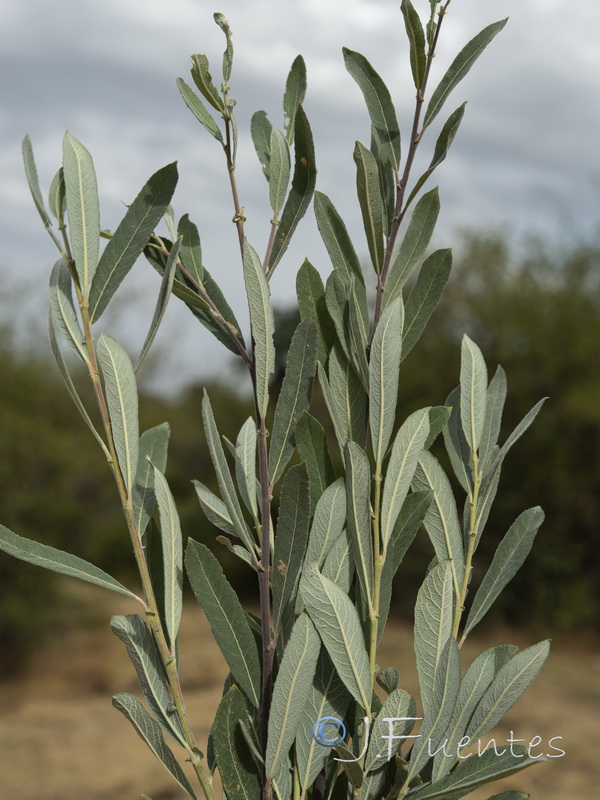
top-left (460, 334), bottom-right (488, 456)
top-left (22, 134), bottom-right (51, 227)
top-left (112, 693), bottom-right (197, 799)
top-left (0, 524), bottom-right (142, 603)
top-left (96, 333), bottom-right (139, 495)
top-left (273, 464), bottom-right (311, 633)
top-left (235, 418), bottom-right (258, 518)
top-left (464, 507), bottom-right (545, 637)
top-left (342, 48), bottom-right (400, 170)
top-left (381, 409), bottom-right (430, 548)
top-left (365, 689), bottom-right (417, 770)
top-left (190, 53), bottom-right (224, 112)
top-left (152, 466), bottom-right (183, 652)
top-left (322, 530), bottom-right (354, 593)
top-left (402, 249), bottom-right (452, 360)
top-left (135, 237), bottom-right (180, 372)
top-left (467, 641), bottom-right (551, 741)
top-left (178, 213), bottom-right (203, 285)
top-left (401, 0), bottom-right (427, 90)
top-left (313, 191), bottom-right (364, 284)
top-left (484, 398), bottom-right (547, 488)
top-left (354, 141), bottom-right (384, 274)
top-left (383, 187), bottom-right (440, 308)
top-left (305, 478), bottom-right (346, 568)
top-left (412, 452), bottom-right (465, 596)
top-left (370, 296), bottom-right (404, 464)
top-left (194, 480), bottom-right (238, 539)
top-left (328, 343), bottom-right (368, 449)
top-left (268, 106), bottom-right (316, 274)
top-left (413, 560), bottom-right (455, 718)
top-left (213, 686), bottom-right (261, 800)
top-left (296, 259), bottom-right (336, 364)
top-left (295, 413), bottom-right (336, 511)
top-left (89, 162), bottom-right (178, 321)
top-left (111, 614), bottom-right (186, 746)
top-left (424, 19), bottom-right (508, 128)
top-left (185, 539), bottom-right (261, 707)
top-left (133, 423), bottom-right (170, 538)
top-left (251, 110), bottom-right (273, 180)
top-left (283, 55), bottom-right (307, 145)
top-left (49, 259), bottom-right (86, 362)
top-left (269, 317), bottom-right (318, 483)
top-left (48, 167), bottom-right (66, 222)
top-left (300, 564), bottom-right (372, 712)
top-left (408, 746), bottom-right (540, 800)
top-left (177, 78), bottom-right (223, 141)
top-left (443, 386), bottom-right (473, 494)
top-left (425, 406), bottom-right (452, 450)
top-left (344, 441), bottom-right (374, 608)
top-left (266, 613), bottom-right (321, 778)
top-left (214, 13), bottom-right (233, 83)
top-left (269, 128), bottom-right (291, 217)
top-left (243, 240), bottom-right (275, 418)
top-left (63, 132), bottom-right (100, 294)
top-left (479, 366), bottom-right (507, 474)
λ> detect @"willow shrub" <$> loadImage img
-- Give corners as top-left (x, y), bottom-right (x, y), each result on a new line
top-left (0, 3), bottom-right (552, 799)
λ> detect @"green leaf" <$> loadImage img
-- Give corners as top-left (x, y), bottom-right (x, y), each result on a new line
top-left (296, 258), bottom-right (336, 364)
top-left (325, 271), bottom-right (352, 363)
top-left (327, 344), bottom-right (368, 450)
top-left (402, 249), bottom-right (452, 360)
top-left (48, 167), bottom-right (66, 223)
top-left (407, 746), bottom-right (541, 800)
top-left (152, 466), bottom-right (183, 652)
top-left (485, 793), bottom-right (530, 800)
top-left (424, 19), bottom-right (508, 127)
top-left (213, 686), bottom-right (261, 800)
top-left (412, 452), bottom-right (465, 597)
top-left (62, 131), bottom-right (100, 294)
top-left (111, 614), bottom-right (186, 746)
top-left (431, 646), bottom-right (501, 781)
top-left (479, 366), bottom-right (507, 475)
top-left (0, 524), bottom-right (142, 603)
top-left (354, 141), bottom-right (384, 274)
top-left (112, 693), bottom-right (197, 799)
top-left (295, 650), bottom-right (351, 791)
top-left (371, 124), bottom-right (396, 236)
top-left (305, 478), bottom-right (346, 568)
top-left (243, 240), bottom-right (275, 418)
top-left (273, 464), bottom-right (311, 633)
top-left (467, 641), bottom-right (551, 741)
top-left (133, 423), bottom-right (170, 538)
top-left (49, 259), bottom-right (87, 362)
top-left (201, 391), bottom-right (255, 552)
top-left (135, 236), bottom-right (180, 372)
top-left (178, 213), bottom-right (204, 285)
top-left (190, 53), bottom-right (224, 112)
top-left (213, 13), bottom-right (234, 84)
top-left (89, 162), bottom-right (178, 321)
top-left (464, 508), bottom-right (545, 637)
top-left (401, 0), bottom-right (427, 89)
top-left (381, 409), bottom-right (430, 548)
top-left (266, 613), bottom-right (321, 777)
top-left (235, 418), bottom-right (258, 518)
top-left (322, 530), bottom-right (354, 593)
top-left (484, 398), bottom-right (547, 489)
top-left (22, 135), bottom-right (51, 227)
top-left (300, 564), bottom-right (372, 712)
top-left (413, 560), bottom-right (455, 719)
top-left (383, 187), bottom-right (440, 308)
top-left (344, 441), bottom-right (373, 608)
top-left (405, 105), bottom-right (466, 210)
top-left (460, 334), bottom-right (488, 455)
top-left (370, 297), bottom-right (404, 464)
top-left (318, 363), bottom-right (346, 454)
top-left (177, 78), bottom-right (223, 141)
top-left (268, 106), bottom-right (317, 275)
top-left (47, 315), bottom-right (105, 449)
top-left (295, 413), bottom-right (336, 511)
top-left (379, 489), bottom-right (434, 640)
top-left (269, 128), bottom-right (291, 217)
top-left (269, 318), bottom-right (318, 483)
top-left (96, 333), bottom-right (139, 494)
top-left (365, 689), bottom-right (417, 770)
top-left (342, 48), bottom-right (400, 171)
top-left (313, 191), bottom-right (364, 284)
top-left (185, 539), bottom-right (261, 707)
top-left (283, 55), bottom-right (307, 145)
top-left (443, 386), bottom-right (472, 495)
top-left (251, 110), bottom-right (273, 180)
top-left (425, 406), bottom-right (452, 450)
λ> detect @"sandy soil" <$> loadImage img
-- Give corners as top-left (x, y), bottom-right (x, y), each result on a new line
top-left (0, 585), bottom-right (598, 800)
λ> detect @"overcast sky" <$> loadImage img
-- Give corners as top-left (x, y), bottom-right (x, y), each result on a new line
top-left (1, 0), bottom-right (599, 393)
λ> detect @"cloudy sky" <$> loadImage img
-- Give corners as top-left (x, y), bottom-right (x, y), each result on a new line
top-left (1, 0), bottom-right (599, 393)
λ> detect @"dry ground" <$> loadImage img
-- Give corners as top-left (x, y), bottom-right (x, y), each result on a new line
top-left (0, 584), bottom-right (598, 800)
